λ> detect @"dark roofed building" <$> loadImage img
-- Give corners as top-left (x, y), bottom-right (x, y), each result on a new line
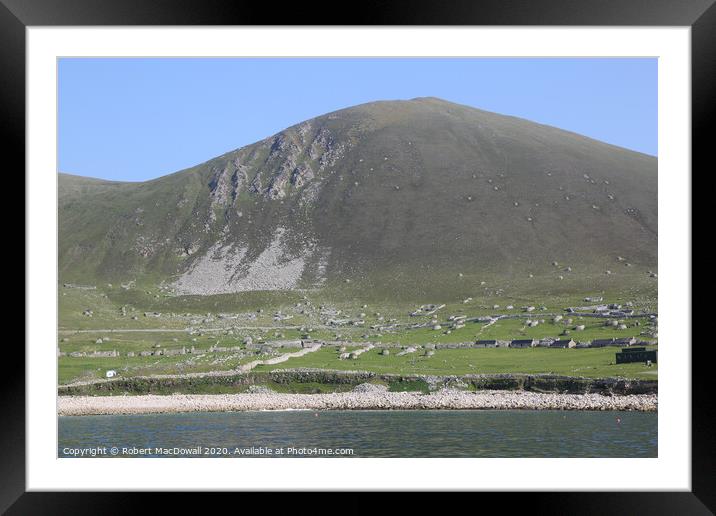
top-left (613, 337), bottom-right (638, 346)
top-left (591, 338), bottom-right (638, 348)
top-left (590, 339), bottom-right (614, 348)
top-left (550, 338), bottom-right (576, 348)
top-left (616, 347), bottom-right (657, 364)
top-left (510, 339), bottom-right (536, 348)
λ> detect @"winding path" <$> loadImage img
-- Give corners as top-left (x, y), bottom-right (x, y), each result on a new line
top-left (60, 344), bottom-right (323, 389)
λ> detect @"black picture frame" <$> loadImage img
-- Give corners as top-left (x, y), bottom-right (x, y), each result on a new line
top-left (5, 0), bottom-right (708, 512)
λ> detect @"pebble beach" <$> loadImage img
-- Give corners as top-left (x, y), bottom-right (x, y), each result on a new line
top-left (58, 389), bottom-right (657, 416)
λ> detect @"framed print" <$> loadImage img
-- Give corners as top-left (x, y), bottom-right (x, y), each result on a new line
top-left (5, 0), bottom-right (710, 512)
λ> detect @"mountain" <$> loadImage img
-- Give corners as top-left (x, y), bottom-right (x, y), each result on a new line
top-left (58, 97), bottom-right (657, 300)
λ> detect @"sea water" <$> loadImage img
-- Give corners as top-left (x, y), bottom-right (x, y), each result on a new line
top-left (58, 409), bottom-right (656, 458)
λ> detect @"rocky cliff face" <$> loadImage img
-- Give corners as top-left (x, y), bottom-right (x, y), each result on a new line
top-left (59, 97), bottom-right (657, 297)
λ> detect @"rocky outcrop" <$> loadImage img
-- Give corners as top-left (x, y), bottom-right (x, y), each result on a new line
top-left (290, 163), bottom-right (315, 187)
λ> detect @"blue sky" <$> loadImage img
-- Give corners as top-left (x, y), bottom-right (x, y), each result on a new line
top-left (59, 58), bottom-right (657, 182)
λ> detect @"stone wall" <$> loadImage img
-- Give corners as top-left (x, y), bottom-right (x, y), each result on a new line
top-left (58, 370), bottom-right (657, 396)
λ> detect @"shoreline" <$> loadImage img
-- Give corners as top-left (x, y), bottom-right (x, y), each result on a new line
top-left (58, 390), bottom-right (657, 416)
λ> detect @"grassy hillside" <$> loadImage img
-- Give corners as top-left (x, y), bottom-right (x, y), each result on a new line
top-left (59, 97), bottom-right (657, 301)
